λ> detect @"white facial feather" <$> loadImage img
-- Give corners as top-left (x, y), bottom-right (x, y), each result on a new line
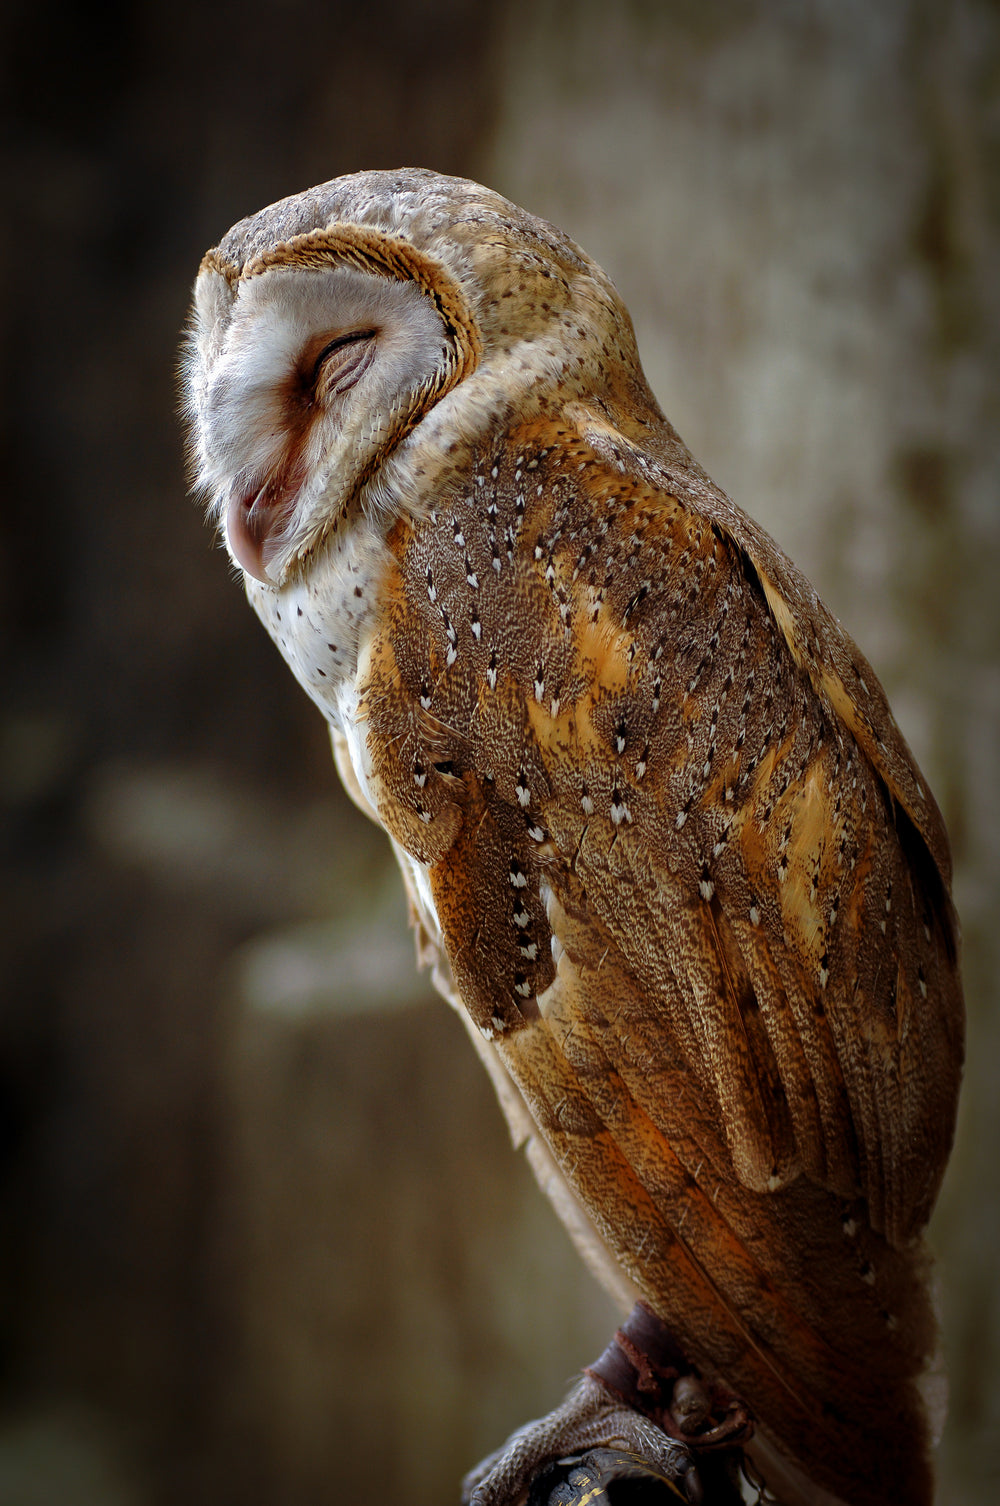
top-left (188, 264), bottom-right (450, 581)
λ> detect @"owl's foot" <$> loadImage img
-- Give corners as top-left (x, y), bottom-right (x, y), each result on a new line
top-left (460, 1372), bottom-right (698, 1505)
top-left (462, 1303), bottom-right (753, 1506)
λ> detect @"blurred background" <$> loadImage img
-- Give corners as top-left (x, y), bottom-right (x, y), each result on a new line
top-left (2, 1), bottom-right (997, 1502)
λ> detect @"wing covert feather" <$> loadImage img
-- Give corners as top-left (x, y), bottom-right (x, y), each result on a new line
top-left (537, 409), bottom-right (962, 1241)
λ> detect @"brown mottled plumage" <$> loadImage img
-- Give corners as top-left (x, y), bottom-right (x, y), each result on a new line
top-left (182, 169), bottom-right (963, 1506)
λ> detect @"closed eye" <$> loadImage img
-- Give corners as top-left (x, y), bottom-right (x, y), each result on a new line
top-left (311, 328), bottom-right (378, 397)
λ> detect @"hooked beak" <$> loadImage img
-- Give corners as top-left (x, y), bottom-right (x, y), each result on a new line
top-left (225, 475), bottom-right (300, 584)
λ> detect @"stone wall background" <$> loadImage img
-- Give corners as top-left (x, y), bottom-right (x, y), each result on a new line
top-left (2, 2), bottom-right (996, 1503)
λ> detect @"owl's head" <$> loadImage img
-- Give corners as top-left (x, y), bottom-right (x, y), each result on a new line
top-left (182, 168), bottom-right (658, 587)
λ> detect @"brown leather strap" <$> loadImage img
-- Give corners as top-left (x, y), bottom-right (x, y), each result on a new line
top-left (586, 1301), bottom-right (685, 1411)
top-left (584, 1302), bottom-right (754, 1452)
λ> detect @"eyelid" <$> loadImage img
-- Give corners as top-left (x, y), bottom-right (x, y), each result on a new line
top-left (311, 328), bottom-right (376, 386)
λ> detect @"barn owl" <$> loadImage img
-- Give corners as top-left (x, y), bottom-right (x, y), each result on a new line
top-left (182, 169), bottom-right (963, 1506)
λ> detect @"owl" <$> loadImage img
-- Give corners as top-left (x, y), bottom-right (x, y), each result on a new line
top-left (182, 169), bottom-right (963, 1506)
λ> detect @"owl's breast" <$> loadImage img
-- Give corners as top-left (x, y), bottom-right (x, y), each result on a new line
top-left (243, 508), bottom-right (393, 742)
